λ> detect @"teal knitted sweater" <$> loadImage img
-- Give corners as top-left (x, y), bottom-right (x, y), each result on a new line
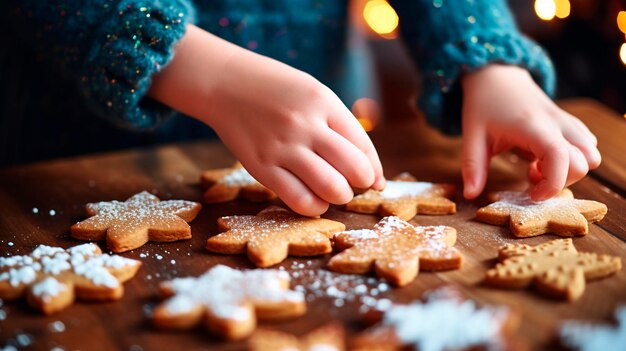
top-left (1, 0), bottom-right (554, 149)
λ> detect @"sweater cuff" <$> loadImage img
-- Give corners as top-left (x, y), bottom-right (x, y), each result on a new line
top-left (419, 32), bottom-right (556, 135)
top-left (79, 0), bottom-right (195, 130)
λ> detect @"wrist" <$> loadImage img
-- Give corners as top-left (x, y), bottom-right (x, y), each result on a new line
top-left (461, 64), bottom-right (532, 90)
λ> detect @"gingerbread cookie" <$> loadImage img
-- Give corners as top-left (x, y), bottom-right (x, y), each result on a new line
top-left (152, 264), bottom-right (305, 340)
top-left (207, 206), bottom-right (345, 267)
top-left (200, 162), bottom-right (276, 203)
top-left (71, 191), bottom-right (202, 252)
top-left (327, 216), bottom-right (462, 286)
top-left (560, 306), bottom-right (626, 351)
top-left (476, 189), bottom-right (607, 237)
top-left (249, 323), bottom-right (345, 351)
top-left (352, 288), bottom-right (518, 351)
top-left (345, 173), bottom-right (455, 220)
top-left (485, 239), bottom-right (621, 301)
top-left (0, 243), bottom-right (140, 314)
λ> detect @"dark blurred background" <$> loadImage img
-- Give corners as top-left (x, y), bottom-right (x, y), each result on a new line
top-left (509, 0), bottom-right (626, 116)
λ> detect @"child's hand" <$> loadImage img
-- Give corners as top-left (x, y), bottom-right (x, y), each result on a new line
top-left (460, 64), bottom-right (600, 201)
top-left (149, 25), bottom-right (385, 216)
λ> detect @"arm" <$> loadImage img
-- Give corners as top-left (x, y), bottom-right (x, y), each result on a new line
top-left (2, 0), bottom-right (195, 130)
top-left (148, 25), bottom-right (385, 216)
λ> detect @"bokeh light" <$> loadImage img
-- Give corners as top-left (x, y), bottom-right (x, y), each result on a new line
top-left (535, 0), bottom-right (556, 21)
top-left (363, 0), bottom-right (399, 38)
top-left (351, 98), bottom-right (381, 132)
top-left (618, 11), bottom-right (626, 34)
top-left (554, 0), bottom-right (570, 19)
top-left (620, 43), bottom-right (626, 66)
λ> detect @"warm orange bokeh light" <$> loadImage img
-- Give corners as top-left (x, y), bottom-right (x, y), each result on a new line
top-left (618, 11), bottom-right (626, 34)
top-left (554, 0), bottom-right (570, 19)
top-left (352, 98), bottom-right (381, 132)
top-left (363, 0), bottom-right (399, 39)
top-left (535, 0), bottom-right (556, 21)
top-left (620, 43), bottom-right (626, 66)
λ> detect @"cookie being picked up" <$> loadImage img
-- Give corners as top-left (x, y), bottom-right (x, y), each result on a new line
top-left (345, 172), bottom-right (455, 220)
top-left (476, 189), bottom-right (607, 237)
top-left (200, 162), bottom-right (276, 203)
top-left (71, 191), bottom-right (202, 252)
top-left (207, 206), bottom-right (345, 267)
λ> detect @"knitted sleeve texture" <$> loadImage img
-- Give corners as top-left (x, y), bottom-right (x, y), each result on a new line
top-left (389, 0), bottom-right (556, 135)
top-left (6, 0), bottom-right (195, 130)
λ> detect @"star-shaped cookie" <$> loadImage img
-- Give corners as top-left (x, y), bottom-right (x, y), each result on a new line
top-left (352, 288), bottom-right (517, 351)
top-left (152, 264), bottom-right (305, 340)
top-left (207, 206), bottom-right (346, 267)
top-left (0, 243), bottom-right (140, 314)
top-left (327, 216), bottom-right (462, 286)
top-left (560, 306), bottom-right (626, 351)
top-left (200, 162), bottom-right (276, 203)
top-left (476, 188), bottom-right (607, 237)
top-left (485, 239), bottom-right (621, 301)
top-left (249, 323), bottom-right (345, 351)
top-left (345, 173), bottom-right (456, 220)
top-left (71, 191), bottom-right (202, 252)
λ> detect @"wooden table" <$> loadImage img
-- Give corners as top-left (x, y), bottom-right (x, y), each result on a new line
top-left (0, 96), bottom-right (625, 350)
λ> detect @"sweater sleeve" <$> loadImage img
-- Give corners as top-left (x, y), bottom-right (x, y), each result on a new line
top-left (388, 0), bottom-right (555, 135)
top-left (4, 0), bottom-right (195, 130)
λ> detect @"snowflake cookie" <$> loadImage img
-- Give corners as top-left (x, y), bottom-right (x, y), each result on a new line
top-left (207, 206), bottom-right (346, 267)
top-left (485, 239), bottom-right (621, 301)
top-left (476, 189), bottom-right (607, 237)
top-left (152, 264), bottom-right (305, 340)
top-left (345, 173), bottom-right (456, 220)
top-left (352, 288), bottom-right (518, 351)
top-left (328, 216), bottom-right (462, 286)
top-left (0, 243), bottom-right (140, 314)
top-left (200, 162), bottom-right (277, 203)
top-left (560, 306), bottom-right (626, 351)
top-left (71, 191), bottom-right (202, 252)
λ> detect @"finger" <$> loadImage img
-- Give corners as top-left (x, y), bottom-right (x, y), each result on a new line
top-left (527, 159), bottom-right (542, 184)
top-left (564, 143), bottom-right (589, 187)
top-left (315, 129), bottom-right (376, 189)
top-left (281, 148), bottom-right (354, 206)
top-left (247, 164), bottom-right (329, 217)
top-left (525, 133), bottom-right (569, 201)
top-left (461, 122), bottom-right (489, 199)
top-left (559, 112), bottom-right (601, 169)
top-left (327, 107), bottom-right (385, 190)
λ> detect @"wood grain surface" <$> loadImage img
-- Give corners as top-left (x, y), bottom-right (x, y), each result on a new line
top-left (1, 99), bottom-right (625, 350)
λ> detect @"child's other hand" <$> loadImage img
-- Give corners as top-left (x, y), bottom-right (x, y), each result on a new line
top-left (207, 48), bottom-right (385, 217)
top-left (460, 64), bottom-right (600, 201)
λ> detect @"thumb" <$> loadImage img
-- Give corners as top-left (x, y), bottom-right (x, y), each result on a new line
top-left (462, 123), bottom-right (489, 199)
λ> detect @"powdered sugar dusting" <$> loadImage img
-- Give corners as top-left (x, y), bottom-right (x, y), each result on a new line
top-left (381, 291), bottom-right (510, 351)
top-left (0, 244), bottom-right (139, 289)
top-left (220, 167), bottom-right (258, 186)
top-left (31, 277), bottom-right (66, 302)
top-left (161, 265), bottom-right (303, 320)
top-left (560, 307), bottom-right (626, 351)
top-left (487, 191), bottom-right (572, 224)
top-left (373, 181), bottom-right (433, 199)
top-left (80, 191), bottom-right (199, 229)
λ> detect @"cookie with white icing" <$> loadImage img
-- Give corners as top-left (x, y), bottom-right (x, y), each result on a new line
top-left (207, 206), bottom-right (345, 267)
top-left (346, 173), bottom-right (455, 220)
top-left (71, 191), bottom-right (202, 252)
top-left (249, 323), bottom-right (345, 351)
top-left (560, 306), bottom-right (626, 351)
top-left (0, 243), bottom-right (140, 314)
top-left (485, 239), bottom-right (621, 301)
top-left (328, 216), bottom-right (462, 286)
top-left (352, 288), bottom-right (519, 351)
top-left (201, 162), bottom-right (276, 203)
top-left (152, 264), bottom-right (305, 340)
top-left (476, 189), bottom-right (607, 237)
